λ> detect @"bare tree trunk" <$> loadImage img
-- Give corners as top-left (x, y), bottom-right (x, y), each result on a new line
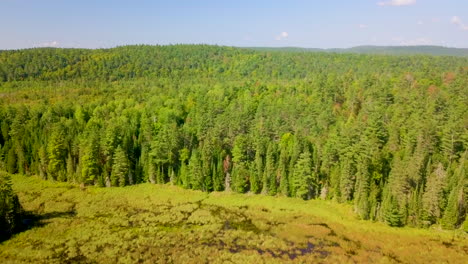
top-left (320, 186), bottom-right (328, 200)
top-left (225, 172), bottom-right (231, 192)
top-left (128, 171), bottom-right (134, 185)
top-left (105, 176), bottom-right (111, 187)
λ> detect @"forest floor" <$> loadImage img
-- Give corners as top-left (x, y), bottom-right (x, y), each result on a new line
top-left (1, 175), bottom-right (467, 264)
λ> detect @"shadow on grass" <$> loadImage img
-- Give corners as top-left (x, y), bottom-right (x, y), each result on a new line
top-left (0, 210), bottom-right (76, 243)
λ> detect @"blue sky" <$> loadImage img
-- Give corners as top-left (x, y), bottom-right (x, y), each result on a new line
top-left (1, 0), bottom-right (467, 49)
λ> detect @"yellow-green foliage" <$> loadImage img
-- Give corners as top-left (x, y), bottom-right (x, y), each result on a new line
top-left (0, 175), bottom-right (467, 264)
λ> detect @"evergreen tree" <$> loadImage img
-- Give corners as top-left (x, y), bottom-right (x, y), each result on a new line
top-left (441, 157), bottom-right (466, 229)
top-left (47, 125), bottom-right (67, 180)
top-left (0, 172), bottom-right (23, 240)
top-left (339, 152), bottom-right (356, 202)
top-left (111, 145), bottom-right (129, 187)
top-left (422, 163), bottom-right (447, 225)
top-left (251, 146), bottom-right (263, 194)
top-left (384, 195), bottom-right (404, 227)
top-left (179, 148), bottom-right (190, 188)
top-left (292, 150), bottom-right (313, 200)
top-left (212, 154), bottom-right (225, 191)
top-left (81, 133), bottom-right (100, 185)
top-left (232, 135), bottom-right (250, 193)
top-left (6, 147), bottom-right (17, 174)
top-left (354, 156), bottom-right (371, 220)
top-left (266, 143), bottom-right (278, 196)
top-left (278, 133), bottom-right (292, 196)
top-left (188, 150), bottom-right (203, 191)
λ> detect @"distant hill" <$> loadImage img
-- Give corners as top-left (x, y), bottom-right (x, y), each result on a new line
top-left (248, 45), bottom-right (468, 57)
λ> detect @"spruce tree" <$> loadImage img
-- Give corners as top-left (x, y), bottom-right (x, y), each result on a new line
top-left (81, 133), bottom-right (100, 185)
top-left (422, 163), bottom-right (447, 225)
top-left (265, 143), bottom-right (277, 196)
top-left (251, 147), bottom-right (263, 194)
top-left (47, 126), bottom-right (67, 180)
top-left (179, 148), bottom-right (190, 188)
top-left (6, 147), bottom-right (17, 174)
top-left (0, 172), bottom-right (23, 239)
top-left (188, 150), bottom-right (203, 191)
top-left (441, 158), bottom-right (466, 229)
top-left (385, 196), bottom-right (403, 227)
top-left (111, 145), bottom-right (129, 187)
top-left (339, 152), bottom-right (356, 202)
top-left (293, 150), bottom-right (313, 200)
top-left (278, 133), bottom-right (292, 196)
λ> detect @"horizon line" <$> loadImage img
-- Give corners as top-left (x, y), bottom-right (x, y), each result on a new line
top-left (1, 44), bottom-right (468, 51)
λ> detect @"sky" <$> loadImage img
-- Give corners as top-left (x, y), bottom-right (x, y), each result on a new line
top-left (1, 0), bottom-right (467, 50)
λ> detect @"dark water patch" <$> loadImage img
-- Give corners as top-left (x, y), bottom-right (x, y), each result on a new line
top-left (222, 218), bottom-right (261, 234)
top-left (254, 241), bottom-right (330, 260)
top-left (204, 238), bottom-right (330, 260)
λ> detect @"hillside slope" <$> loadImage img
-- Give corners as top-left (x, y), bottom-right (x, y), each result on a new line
top-left (248, 45), bottom-right (468, 57)
top-left (0, 175), bottom-right (467, 263)
top-left (0, 45), bottom-right (467, 230)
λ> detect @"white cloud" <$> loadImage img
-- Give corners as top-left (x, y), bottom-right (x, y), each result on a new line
top-left (378, 0), bottom-right (416, 6)
top-left (38, 41), bottom-right (59, 47)
top-left (358, 24), bottom-right (368, 29)
top-left (275, 31), bottom-right (289, 41)
top-left (451, 16), bottom-right (468, 31)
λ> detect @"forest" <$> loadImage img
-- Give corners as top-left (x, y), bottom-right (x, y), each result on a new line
top-left (0, 45), bottom-right (467, 234)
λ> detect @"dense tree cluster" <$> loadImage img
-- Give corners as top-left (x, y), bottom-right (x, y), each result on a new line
top-left (0, 172), bottom-right (22, 240)
top-left (0, 45), bottom-right (466, 229)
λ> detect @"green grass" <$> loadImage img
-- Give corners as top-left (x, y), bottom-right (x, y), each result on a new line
top-left (1, 175), bottom-right (467, 264)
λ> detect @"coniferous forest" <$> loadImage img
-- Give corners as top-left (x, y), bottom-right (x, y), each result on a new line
top-left (0, 45), bottom-right (467, 234)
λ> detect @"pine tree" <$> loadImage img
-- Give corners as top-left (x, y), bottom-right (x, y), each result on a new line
top-left (0, 172), bottom-right (23, 240)
top-left (81, 133), bottom-right (100, 185)
top-left (278, 133), bottom-right (292, 196)
top-left (38, 146), bottom-right (48, 179)
top-left (441, 186), bottom-right (462, 229)
top-left (66, 154), bottom-right (75, 182)
top-left (354, 156), bottom-right (371, 220)
top-left (212, 155), bottom-right (225, 191)
top-left (111, 145), bottom-right (129, 187)
top-left (47, 126), bottom-right (67, 180)
top-left (293, 150), bottom-right (313, 200)
top-left (179, 148), bottom-right (190, 188)
top-left (422, 163), bottom-right (447, 225)
top-left (406, 186), bottom-right (423, 227)
top-left (251, 147), bottom-right (263, 193)
top-left (266, 143), bottom-right (277, 196)
top-left (201, 146), bottom-right (213, 192)
top-left (6, 147), bottom-right (17, 174)
top-left (232, 135), bottom-right (250, 193)
top-left (441, 158), bottom-right (466, 229)
top-left (188, 150), bottom-right (204, 191)
top-left (339, 151), bottom-right (356, 202)
top-left (385, 195), bottom-right (404, 227)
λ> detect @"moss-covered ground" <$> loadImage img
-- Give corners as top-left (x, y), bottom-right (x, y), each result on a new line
top-left (0, 175), bottom-right (466, 263)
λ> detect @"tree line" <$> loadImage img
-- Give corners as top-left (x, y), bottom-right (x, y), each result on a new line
top-left (0, 45), bottom-right (466, 230)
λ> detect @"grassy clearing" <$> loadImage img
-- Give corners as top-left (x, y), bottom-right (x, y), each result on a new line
top-left (0, 175), bottom-right (467, 264)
